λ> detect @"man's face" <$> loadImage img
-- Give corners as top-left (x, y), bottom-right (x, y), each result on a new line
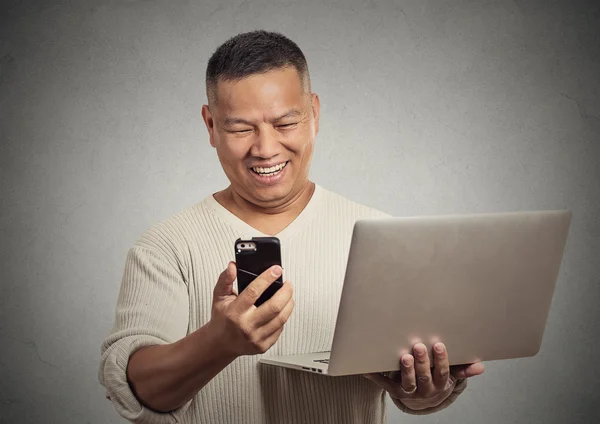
top-left (202, 67), bottom-right (320, 208)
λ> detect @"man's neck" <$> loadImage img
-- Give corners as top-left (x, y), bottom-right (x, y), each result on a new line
top-left (214, 181), bottom-right (316, 236)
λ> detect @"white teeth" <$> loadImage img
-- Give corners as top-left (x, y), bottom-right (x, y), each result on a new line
top-left (252, 162), bottom-right (287, 175)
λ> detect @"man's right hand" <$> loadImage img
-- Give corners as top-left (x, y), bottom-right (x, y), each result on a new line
top-left (209, 262), bottom-right (295, 357)
top-left (124, 262), bottom-right (292, 413)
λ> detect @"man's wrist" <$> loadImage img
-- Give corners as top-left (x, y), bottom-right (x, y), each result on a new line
top-left (171, 321), bottom-right (238, 373)
top-left (201, 320), bottom-right (239, 362)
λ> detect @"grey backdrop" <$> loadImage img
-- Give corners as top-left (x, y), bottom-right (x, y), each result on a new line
top-left (1, 0), bottom-right (599, 423)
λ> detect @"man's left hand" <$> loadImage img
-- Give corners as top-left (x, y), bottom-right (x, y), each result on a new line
top-left (363, 343), bottom-right (485, 409)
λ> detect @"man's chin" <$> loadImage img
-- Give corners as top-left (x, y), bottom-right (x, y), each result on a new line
top-left (249, 187), bottom-right (291, 206)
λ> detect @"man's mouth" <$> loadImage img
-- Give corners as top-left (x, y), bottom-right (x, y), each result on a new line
top-left (250, 161), bottom-right (289, 176)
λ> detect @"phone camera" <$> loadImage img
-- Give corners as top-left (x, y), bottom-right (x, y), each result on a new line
top-left (241, 244), bottom-right (245, 248)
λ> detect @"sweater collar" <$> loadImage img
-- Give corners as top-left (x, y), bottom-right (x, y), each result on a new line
top-left (203, 184), bottom-right (324, 241)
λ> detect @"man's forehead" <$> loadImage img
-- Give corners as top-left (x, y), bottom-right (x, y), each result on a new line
top-left (213, 68), bottom-right (306, 106)
top-left (212, 74), bottom-right (308, 121)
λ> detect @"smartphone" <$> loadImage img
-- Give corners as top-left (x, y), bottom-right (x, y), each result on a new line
top-left (234, 236), bottom-right (283, 307)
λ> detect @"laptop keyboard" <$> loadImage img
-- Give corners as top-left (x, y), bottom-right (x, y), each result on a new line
top-left (313, 359), bottom-right (329, 364)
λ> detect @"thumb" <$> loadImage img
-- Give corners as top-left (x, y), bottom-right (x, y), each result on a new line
top-left (213, 262), bottom-right (237, 298)
top-left (450, 362), bottom-right (485, 379)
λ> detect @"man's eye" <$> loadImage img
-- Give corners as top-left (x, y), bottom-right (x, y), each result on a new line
top-left (232, 129), bottom-right (252, 134)
top-left (278, 123), bottom-right (297, 129)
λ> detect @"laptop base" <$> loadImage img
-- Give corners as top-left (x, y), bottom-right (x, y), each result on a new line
top-left (260, 351), bottom-right (332, 375)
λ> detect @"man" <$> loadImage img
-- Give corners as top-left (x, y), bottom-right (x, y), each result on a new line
top-left (99, 30), bottom-right (484, 424)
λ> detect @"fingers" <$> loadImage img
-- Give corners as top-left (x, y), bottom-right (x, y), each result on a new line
top-left (432, 343), bottom-right (450, 389)
top-left (260, 326), bottom-right (285, 352)
top-left (413, 343), bottom-right (435, 395)
top-left (254, 281), bottom-right (294, 325)
top-left (451, 362), bottom-right (486, 379)
top-left (235, 265), bottom-right (283, 310)
top-left (399, 355), bottom-right (417, 395)
top-left (213, 262), bottom-right (237, 298)
top-left (256, 296), bottom-right (295, 339)
top-left (366, 344), bottom-right (482, 402)
top-left (364, 347), bottom-right (428, 400)
top-left (363, 361), bottom-right (417, 401)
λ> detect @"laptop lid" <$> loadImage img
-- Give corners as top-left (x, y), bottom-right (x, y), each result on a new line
top-left (326, 210), bottom-right (571, 376)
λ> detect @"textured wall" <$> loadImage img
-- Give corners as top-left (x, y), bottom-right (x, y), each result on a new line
top-left (1, 1), bottom-right (598, 423)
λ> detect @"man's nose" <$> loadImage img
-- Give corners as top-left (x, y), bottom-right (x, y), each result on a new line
top-left (250, 126), bottom-right (280, 159)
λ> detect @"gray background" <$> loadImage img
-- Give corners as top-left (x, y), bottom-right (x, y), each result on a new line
top-left (1, 0), bottom-right (598, 423)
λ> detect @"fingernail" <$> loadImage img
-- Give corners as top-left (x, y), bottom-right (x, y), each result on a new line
top-left (415, 345), bottom-right (426, 355)
top-left (402, 357), bottom-right (412, 367)
top-left (271, 265), bottom-right (282, 277)
top-left (435, 344), bottom-right (445, 353)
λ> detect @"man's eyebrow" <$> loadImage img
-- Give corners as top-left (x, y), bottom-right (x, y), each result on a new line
top-left (223, 117), bottom-right (254, 126)
top-left (272, 109), bottom-right (302, 122)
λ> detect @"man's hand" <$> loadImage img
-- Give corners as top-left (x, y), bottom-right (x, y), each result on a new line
top-left (364, 343), bottom-right (484, 409)
top-left (209, 262), bottom-right (295, 357)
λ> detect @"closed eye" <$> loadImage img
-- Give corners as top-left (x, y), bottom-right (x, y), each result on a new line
top-left (278, 123), bottom-right (298, 129)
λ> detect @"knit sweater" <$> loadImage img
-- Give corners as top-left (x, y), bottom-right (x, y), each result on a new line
top-left (99, 184), bottom-right (467, 423)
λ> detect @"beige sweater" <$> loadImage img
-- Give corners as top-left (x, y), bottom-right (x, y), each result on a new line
top-left (99, 184), bottom-right (467, 423)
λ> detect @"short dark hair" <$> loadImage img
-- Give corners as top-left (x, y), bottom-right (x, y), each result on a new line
top-left (205, 30), bottom-right (310, 104)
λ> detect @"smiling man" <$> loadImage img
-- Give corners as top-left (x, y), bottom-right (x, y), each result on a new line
top-left (99, 31), bottom-right (484, 424)
top-left (205, 64), bottom-right (317, 236)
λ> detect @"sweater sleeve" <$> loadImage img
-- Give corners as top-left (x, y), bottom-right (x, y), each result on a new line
top-left (390, 377), bottom-right (468, 415)
top-left (98, 243), bottom-right (191, 423)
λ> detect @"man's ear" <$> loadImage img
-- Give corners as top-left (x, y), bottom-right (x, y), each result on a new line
top-left (201, 104), bottom-right (216, 148)
top-left (311, 93), bottom-right (321, 136)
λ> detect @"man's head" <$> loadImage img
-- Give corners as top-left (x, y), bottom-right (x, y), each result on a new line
top-left (202, 30), bottom-right (320, 209)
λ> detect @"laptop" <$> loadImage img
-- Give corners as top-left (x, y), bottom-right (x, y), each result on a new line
top-left (259, 210), bottom-right (572, 376)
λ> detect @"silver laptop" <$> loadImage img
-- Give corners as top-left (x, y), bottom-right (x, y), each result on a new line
top-left (259, 210), bottom-right (572, 376)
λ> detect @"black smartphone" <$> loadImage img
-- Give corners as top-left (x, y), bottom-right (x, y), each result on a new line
top-left (234, 236), bottom-right (283, 307)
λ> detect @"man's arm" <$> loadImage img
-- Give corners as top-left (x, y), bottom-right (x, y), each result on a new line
top-left (125, 321), bottom-right (236, 413)
top-left (99, 244), bottom-right (293, 422)
top-left (99, 243), bottom-right (193, 423)
top-left (125, 263), bottom-right (294, 413)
